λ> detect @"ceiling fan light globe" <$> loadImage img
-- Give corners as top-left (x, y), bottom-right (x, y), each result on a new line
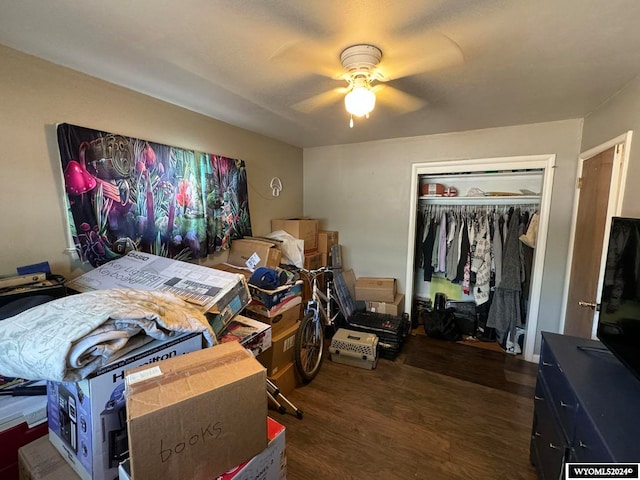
top-left (344, 86), bottom-right (376, 117)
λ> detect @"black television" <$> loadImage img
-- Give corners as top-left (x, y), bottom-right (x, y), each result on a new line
top-left (596, 216), bottom-right (640, 381)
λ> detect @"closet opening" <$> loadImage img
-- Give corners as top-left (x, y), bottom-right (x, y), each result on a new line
top-left (405, 156), bottom-right (556, 362)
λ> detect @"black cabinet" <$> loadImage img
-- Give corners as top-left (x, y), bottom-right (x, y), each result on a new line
top-left (530, 332), bottom-right (640, 479)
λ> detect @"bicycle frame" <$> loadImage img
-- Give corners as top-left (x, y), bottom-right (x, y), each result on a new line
top-left (305, 270), bottom-right (341, 329)
top-left (294, 267), bottom-right (342, 383)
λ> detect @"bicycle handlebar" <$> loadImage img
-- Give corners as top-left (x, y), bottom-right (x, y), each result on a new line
top-left (298, 266), bottom-right (332, 275)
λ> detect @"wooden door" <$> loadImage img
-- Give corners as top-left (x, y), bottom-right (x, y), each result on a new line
top-left (563, 147), bottom-right (615, 338)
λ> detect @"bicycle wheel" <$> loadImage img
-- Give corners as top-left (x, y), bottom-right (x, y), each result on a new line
top-left (294, 311), bottom-right (325, 383)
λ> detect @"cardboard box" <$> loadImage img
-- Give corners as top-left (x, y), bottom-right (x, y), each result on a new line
top-left (256, 322), bottom-right (299, 376)
top-left (249, 280), bottom-right (302, 316)
top-left (215, 417), bottom-right (286, 480)
top-left (119, 418), bottom-right (286, 480)
top-left (303, 252), bottom-right (322, 270)
top-left (124, 342), bottom-right (267, 480)
top-left (244, 303), bottom-right (301, 338)
top-left (271, 219), bottom-right (319, 253)
top-left (218, 314), bottom-right (272, 357)
top-left (18, 436), bottom-right (78, 480)
top-left (228, 238), bottom-right (281, 270)
top-left (268, 362), bottom-right (299, 397)
top-left (65, 251), bottom-right (250, 319)
top-left (365, 293), bottom-right (405, 316)
top-left (355, 277), bottom-right (397, 303)
top-left (47, 333), bottom-right (203, 480)
top-left (318, 231), bottom-right (339, 254)
top-left (206, 277), bottom-right (252, 338)
top-left (212, 263), bottom-right (252, 281)
top-left (3, 422), bottom-right (49, 480)
top-left (246, 296), bottom-right (302, 319)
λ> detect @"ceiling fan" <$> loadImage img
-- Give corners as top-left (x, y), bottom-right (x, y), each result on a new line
top-left (340, 44), bottom-right (384, 128)
top-left (283, 37), bottom-right (464, 128)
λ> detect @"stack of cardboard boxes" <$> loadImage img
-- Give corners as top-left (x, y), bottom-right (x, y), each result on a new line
top-left (20, 342), bottom-right (287, 480)
top-left (17, 252), bottom-right (287, 480)
top-left (271, 218), bottom-right (322, 270)
top-left (355, 277), bottom-right (405, 316)
top-left (216, 234), bottom-right (304, 397)
top-left (318, 230), bottom-right (339, 268)
top-left (221, 220), bottom-right (343, 397)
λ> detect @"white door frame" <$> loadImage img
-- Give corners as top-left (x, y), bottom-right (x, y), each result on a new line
top-left (405, 154), bottom-right (556, 363)
top-left (559, 131), bottom-right (633, 338)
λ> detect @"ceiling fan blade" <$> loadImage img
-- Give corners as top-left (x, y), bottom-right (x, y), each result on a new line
top-left (270, 40), bottom-right (346, 80)
top-left (291, 87), bottom-right (347, 113)
top-left (374, 85), bottom-right (427, 114)
top-left (375, 32), bottom-right (464, 81)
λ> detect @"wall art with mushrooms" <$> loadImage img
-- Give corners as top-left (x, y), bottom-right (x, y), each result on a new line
top-left (57, 123), bottom-right (252, 267)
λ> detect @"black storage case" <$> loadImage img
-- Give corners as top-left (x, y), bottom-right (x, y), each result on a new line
top-left (347, 311), bottom-right (407, 359)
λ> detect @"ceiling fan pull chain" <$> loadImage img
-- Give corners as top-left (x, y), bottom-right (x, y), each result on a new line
top-left (349, 114), bottom-right (354, 128)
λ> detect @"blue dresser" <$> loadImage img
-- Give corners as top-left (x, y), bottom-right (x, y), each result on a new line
top-left (530, 332), bottom-right (640, 479)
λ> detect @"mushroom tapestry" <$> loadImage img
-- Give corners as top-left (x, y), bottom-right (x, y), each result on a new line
top-left (57, 123), bottom-right (252, 267)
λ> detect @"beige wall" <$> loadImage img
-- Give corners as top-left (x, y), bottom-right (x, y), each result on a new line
top-left (0, 45), bottom-right (303, 278)
top-left (303, 119), bottom-right (583, 344)
top-left (582, 75), bottom-right (640, 217)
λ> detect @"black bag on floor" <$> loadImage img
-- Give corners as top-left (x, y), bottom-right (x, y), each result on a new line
top-left (422, 308), bottom-right (461, 341)
top-left (445, 300), bottom-right (477, 336)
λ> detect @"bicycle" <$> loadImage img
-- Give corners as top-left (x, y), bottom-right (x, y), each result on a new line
top-left (293, 266), bottom-right (345, 383)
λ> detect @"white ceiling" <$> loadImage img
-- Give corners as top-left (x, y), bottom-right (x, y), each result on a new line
top-left (2, 0), bottom-right (640, 148)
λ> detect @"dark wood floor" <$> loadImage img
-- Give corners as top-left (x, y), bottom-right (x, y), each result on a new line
top-left (274, 332), bottom-right (538, 480)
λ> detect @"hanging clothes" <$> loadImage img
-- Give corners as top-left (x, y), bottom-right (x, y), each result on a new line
top-left (437, 212), bottom-right (448, 273)
top-left (445, 212), bottom-right (459, 280)
top-left (431, 220), bottom-right (441, 271)
top-left (471, 215), bottom-right (492, 306)
top-left (487, 208), bottom-right (524, 352)
top-left (422, 218), bottom-right (438, 282)
top-left (492, 214), bottom-right (503, 286)
top-left (454, 218), bottom-right (470, 283)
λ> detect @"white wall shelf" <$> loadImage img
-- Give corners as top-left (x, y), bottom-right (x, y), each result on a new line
top-left (418, 195), bottom-right (540, 205)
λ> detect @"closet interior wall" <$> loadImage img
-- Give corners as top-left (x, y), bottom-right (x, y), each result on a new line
top-left (414, 169), bottom-right (544, 355)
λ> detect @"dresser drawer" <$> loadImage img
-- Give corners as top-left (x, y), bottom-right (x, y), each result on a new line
top-left (572, 407), bottom-right (614, 463)
top-left (531, 380), bottom-right (567, 480)
top-left (540, 340), bottom-right (578, 439)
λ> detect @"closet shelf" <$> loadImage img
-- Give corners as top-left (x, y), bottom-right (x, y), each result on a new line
top-left (418, 195), bottom-right (540, 205)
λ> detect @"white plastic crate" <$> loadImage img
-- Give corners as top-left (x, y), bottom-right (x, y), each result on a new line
top-left (329, 328), bottom-right (379, 370)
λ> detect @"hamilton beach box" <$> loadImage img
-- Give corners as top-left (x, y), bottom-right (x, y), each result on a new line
top-left (124, 341), bottom-right (267, 480)
top-left (47, 333), bottom-right (203, 480)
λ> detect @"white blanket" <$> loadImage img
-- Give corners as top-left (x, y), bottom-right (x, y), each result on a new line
top-left (0, 289), bottom-right (215, 382)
